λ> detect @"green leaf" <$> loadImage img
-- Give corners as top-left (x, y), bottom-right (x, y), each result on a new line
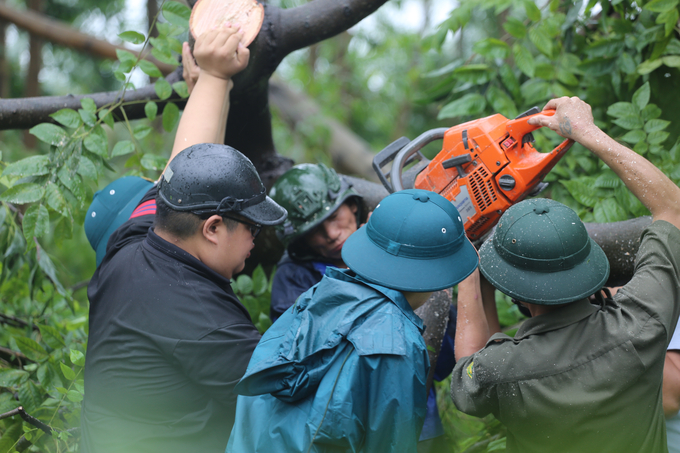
top-left (486, 85), bottom-right (517, 118)
top-left (637, 58), bottom-right (663, 74)
top-left (79, 108), bottom-right (97, 127)
top-left (606, 102), bottom-right (637, 118)
top-left (133, 124), bottom-right (153, 140)
top-left (438, 93), bottom-right (487, 120)
top-left (119, 30), bottom-right (146, 45)
top-left (14, 336), bottom-right (48, 362)
top-left (660, 8), bottom-right (680, 36)
top-left (499, 65), bottom-right (521, 99)
top-left (80, 97), bottom-right (96, 113)
top-left (578, 57), bottom-right (616, 76)
top-left (23, 204), bottom-right (49, 241)
top-left (644, 119), bottom-right (670, 132)
top-left (252, 265), bottom-right (268, 296)
top-left (139, 60), bottom-right (163, 78)
top-left (662, 55), bottom-right (680, 67)
top-left (162, 0), bottom-right (191, 27)
top-left (503, 17), bottom-right (526, 39)
top-left (77, 155), bottom-right (98, 180)
top-left (111, 140), bottom-right (136, 157)
top-left (29, 123), bottom-right (68, 147)
top-left (644, 0), bottom-right (678, 13)
top-left (594, 172), bottom-right (621, 189)
top-left (66, 389), bottom-right (83, 402)
top-left (235, 275), bottom-right (254, 294)
top-left (647, 130), bottom-right (670, 145)
top-left (617, 52), bottom-right (638, 74)
top-left (520, 79), bottom-right (552, 106)
top-left (44, 183), bottom-right (70, 217)
top-left (472, 38), bottom-right (509, 60)
top-left (99, 108), bottom-right (115, 129)
top-left (38, 325), bottom-right (66, 350)
top-left (620, 129), bottom-right (647, 144)
top-left (152, 47), bottom-right (180, 66)
top-left (140, 153), bottom-right (167, 171)
top-left (145, 101), bottom-right (158, 121)
top-left (612, 115), bottom-right (644, 130)
top-left (529, 26), bottom-right (552, 57)
top-left (84, 125), bottom-right (109, 157)
top-left (60, 362), bottom-right (76, 381)
top-left (513, 43), bottom-right (535, 77)
top-left (634, 141), bottom-right (649, 154)
top-left (561, 178), bottom-right (599, 207)
top-left (162, 102), bottom-right (180, 132)
top-left (632, 82), bottom-right (651, 110)
top-left (172, 81), bottom-right (189, 99)
top-left (70, 349), bottom-right (85, 366)
top-left (525, 0), bottom-right (541, 21)
top-left (555, 67), bottom-right (578, 86)
top-left (50, 108), bottom-right (82, 128)
top-left (0, 183), bottom-right (45, 204)
top-left (0, 368), bottom-right (29, 387)
top-left (116, 49), bottom-right (137, 66)
top-left (0, 422), bottom-right (23, 452)
top-left (18, 381), bottom-right (42, 413)
top-left (57, 166), bottom-right (86, 201)
top-left (641, 104), bottom-right (663, 121)
top-left (3, 155), bottom-right (51, 177)
top-left (594, 199), bottom-right (629, 223)
top-left (155, 78), bottom-right (173, 100)
top-left (534, 63), bottom-right (555, 80)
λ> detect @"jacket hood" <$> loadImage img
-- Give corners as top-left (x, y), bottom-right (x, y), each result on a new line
top-left (234, 267), bottom-right (424, 403)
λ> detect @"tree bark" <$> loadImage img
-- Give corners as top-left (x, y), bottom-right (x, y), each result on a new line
top-left (23, 0), bottom-right (42, 148)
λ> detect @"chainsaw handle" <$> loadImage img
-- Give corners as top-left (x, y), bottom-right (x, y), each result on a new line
top-left (390, 128), bottom-right (449, 192)
top-left (506, 109), bottom-right (556, 142)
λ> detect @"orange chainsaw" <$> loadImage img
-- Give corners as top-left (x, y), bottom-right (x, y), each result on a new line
top-left (373, 107), bottom-right (573, 240)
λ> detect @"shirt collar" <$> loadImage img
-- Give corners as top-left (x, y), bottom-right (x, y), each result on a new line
top-left (325, 267), bottom-right (425, 331)
top-left (515, 298), bottom-right (599, 339)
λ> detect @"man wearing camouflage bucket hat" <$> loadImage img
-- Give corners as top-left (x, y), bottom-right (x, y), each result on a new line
top-left (451, 97), bottom-right (680, 453)
top-left (268, 163), bottom-right (461, 449)
top-left (268, 163), bottom-right (365, 320)
top-left (227, 189), bottom-right (478, 453)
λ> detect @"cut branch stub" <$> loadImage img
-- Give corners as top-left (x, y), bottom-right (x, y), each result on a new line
top-left (190, 0), bottom-right (264, 46)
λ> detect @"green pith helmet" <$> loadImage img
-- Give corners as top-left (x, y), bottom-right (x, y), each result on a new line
top-left (479, 199), bottom-right (610, 305)
top-left (269, 163), bottom-right (363, 258)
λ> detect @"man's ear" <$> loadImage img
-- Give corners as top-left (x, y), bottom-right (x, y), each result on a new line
top-left (201, 215), bottom-right (224, 245)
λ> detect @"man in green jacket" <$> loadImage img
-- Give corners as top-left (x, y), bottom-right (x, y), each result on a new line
top-left (451, 96), bottom-right (680, 452)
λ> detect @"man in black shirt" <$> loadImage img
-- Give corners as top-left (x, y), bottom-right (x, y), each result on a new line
top-left (80, 26), bottom-right (287, 452)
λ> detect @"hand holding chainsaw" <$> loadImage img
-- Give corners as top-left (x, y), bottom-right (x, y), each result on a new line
top-left (528, 96), bottom-right (598, 144)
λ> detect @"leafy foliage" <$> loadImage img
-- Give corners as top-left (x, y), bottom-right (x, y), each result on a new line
top-left (422, 0), bottom-right (680, 224)
top-left (231, 265), bottom-right (276, 334)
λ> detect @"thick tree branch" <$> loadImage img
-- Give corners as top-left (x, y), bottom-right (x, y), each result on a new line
top-left (278, 0), bottom-right (389, 54)
top-left (0, 2), bottom-right (175, 74)
top-left (0, 67), bottom-right (184, 130)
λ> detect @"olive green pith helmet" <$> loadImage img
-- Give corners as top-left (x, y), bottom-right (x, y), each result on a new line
top-left (479, 199), bottom-right (610, 305)
top-left (269, 163), bottom-right (363, 258)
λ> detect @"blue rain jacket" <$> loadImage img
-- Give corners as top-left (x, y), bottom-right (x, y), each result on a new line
top-left (227, 267), bottom-right (430, 453)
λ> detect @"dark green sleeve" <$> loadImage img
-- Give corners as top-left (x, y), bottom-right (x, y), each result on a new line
top-left (616, 220), bottom-right (680, 344)
top-left (449, 335), bottom-right (509, 417)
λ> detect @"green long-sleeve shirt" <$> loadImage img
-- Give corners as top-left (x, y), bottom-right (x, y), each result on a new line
top-left (451, 220), bottom-right (680, 453)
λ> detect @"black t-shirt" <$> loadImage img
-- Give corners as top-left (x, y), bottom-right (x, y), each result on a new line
top-left (81, 187), bottom-right (261, 453)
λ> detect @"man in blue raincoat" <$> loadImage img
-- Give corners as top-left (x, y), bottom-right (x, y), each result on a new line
top-left (227, 189), bottom-right (479, 452)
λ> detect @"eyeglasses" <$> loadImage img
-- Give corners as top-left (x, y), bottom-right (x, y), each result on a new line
top-left (221, 214), bottom-right (262, 238)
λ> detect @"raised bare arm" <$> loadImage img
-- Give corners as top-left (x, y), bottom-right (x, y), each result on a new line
top-left (162, 24), bottom-right (250, 175)
top-left (528, 97), bottom-right (680, 230)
